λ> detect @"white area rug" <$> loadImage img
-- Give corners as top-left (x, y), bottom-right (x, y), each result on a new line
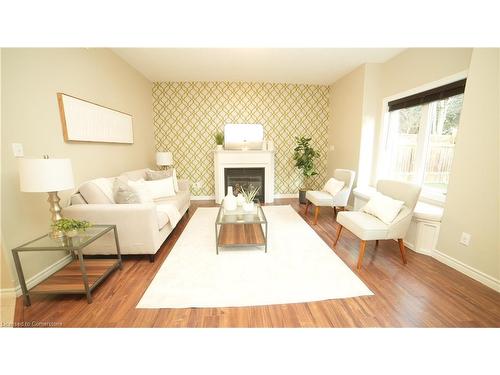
top-left (137, 205), bottom-right (372, 308)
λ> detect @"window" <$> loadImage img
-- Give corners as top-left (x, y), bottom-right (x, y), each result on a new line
top-left (380, 79), bottom-right (466, 201)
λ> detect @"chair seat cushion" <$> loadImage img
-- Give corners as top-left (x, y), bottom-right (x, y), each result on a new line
top-left (337, 211), bottom-right (389, 241)
top-left (306, 190), bottom-right (333, 206)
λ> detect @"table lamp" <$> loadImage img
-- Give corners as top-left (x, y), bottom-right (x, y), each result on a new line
top-left (18, 156), bottom-right (75, 238)
top-left (156, 151), bottom-right (173, 170)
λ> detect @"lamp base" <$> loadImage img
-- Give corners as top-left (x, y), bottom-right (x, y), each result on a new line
top-left (48, 191), bottom-right (65, 239)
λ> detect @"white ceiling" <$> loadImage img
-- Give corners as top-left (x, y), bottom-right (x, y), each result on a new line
top-left (112, 48), bottom-right (404, 85)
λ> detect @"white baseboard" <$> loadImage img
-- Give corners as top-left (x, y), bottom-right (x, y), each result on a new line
top-left (431, 249), bottom-right (500, 293)
top-left (274, 193), bottom-right (299, 199)
top-left (191, 194), bottom-right (300, 201)
top-left (191, 195), bottom-right (215, 201)
top-left (1, 254), bottom-right (73, 296)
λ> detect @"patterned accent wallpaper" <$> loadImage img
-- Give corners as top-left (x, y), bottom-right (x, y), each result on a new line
top-left (152, 82), bottom-right (329, 196)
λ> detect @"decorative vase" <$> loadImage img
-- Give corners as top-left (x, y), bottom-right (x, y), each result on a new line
top-left (242, 201), bottom-right (255, 212)
top-left (236, 193), bottom-right (245, 207)
top-left (65, 229), bottom-right (78, 237)
top-left (223, 186), bottom-right (237, 211)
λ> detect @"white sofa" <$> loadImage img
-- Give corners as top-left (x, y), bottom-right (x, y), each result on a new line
top-left (62, 168), bottom-right (190, 261)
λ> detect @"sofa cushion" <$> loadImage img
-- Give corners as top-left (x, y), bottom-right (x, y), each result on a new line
top-left (127, 179), bottom-right (154, 203)
top-left (70, 193), bottom-right (87, 205)
top-left (79, 178), bottom-right (115, 204)
top-left (145, 168), bottom-right (173, 180)
top-left (143, 177), bottom-right (176, 199)
top-left (120, 169), bottom-right (147, 181)
top-left (337, 211), bottom-right (389, 241)
top-left (154, 190), bottom-right (190, 211)
top-left (113, 177), bottom-right (141, 204)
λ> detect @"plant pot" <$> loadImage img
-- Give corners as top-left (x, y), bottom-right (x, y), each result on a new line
top-left (216, 145), bottom-right (223, 151)
top-left (299, 189), bottom-right (307, 204)
top-left (242, 202), bottom-right (255, 212)
top-left (65, 229), bottom-right (79, 237)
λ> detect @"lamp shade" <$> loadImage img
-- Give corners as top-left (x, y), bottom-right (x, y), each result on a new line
top-left (156, 152), bottom-right (173, 166)
top-left (19, 158), bottom-right (75, 192)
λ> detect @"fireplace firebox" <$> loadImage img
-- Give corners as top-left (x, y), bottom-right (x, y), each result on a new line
top-left (224, 168), bottom-right (265, 202)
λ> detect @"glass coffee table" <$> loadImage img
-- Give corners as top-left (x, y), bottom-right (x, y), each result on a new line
top-left (215, 203), bottom-right (268, 254)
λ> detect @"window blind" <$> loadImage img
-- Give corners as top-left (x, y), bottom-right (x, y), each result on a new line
top-left (388, 79), bottom-right (467, 112)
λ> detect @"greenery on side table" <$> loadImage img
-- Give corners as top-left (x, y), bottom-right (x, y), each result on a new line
top-left (51, 218), bottom-right (92, 236)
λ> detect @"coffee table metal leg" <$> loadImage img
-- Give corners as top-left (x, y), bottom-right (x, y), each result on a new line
top-left (12, 250), bottom-right (31, 306)
top-left (265, 222), bottom-right (268, 253)
top-left (215, 223), bottom-right (219, 255)
top-left (77, 249), bottom-right (92, 303)
top-left (113, 225), bottom-right (123, 270)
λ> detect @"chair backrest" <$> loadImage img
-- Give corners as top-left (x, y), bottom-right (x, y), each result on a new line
top-left (376, 180), bottom-right (421, 211)
top-left (334, 169), bottom-right (356, 191)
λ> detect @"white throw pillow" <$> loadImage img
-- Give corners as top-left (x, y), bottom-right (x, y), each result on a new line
top-left (323, 177), bottom-right (345, 197)
top-left (143, 177), bottom-right (176, 199)
top-left (361, 192), bottom-right (405, 225)
top-left (127, 179), bottom-right (153, 203)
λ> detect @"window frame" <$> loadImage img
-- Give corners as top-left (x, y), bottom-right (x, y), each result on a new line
top-left (377, 71), bottom-right (468, 205)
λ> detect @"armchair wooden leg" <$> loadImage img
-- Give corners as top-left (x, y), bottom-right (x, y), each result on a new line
top-left (397, 239), bottom-right (407, 265)
top-left (333, 206), bottom-right (337, 217)
top-left (357, 240), bottom-right (367, 271)
top-left (304, 201), bottom-right (310, 216)
top-left (313, 206), bottom-right (320, 225)
top-left (333, 224), bottom-right (343, 248)
top-left (375, 240), bottom-right (379, 247)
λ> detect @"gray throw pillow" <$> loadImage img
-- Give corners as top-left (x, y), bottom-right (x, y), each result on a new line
top-left (145, 168), bottom-right (173, 181)
top-left (113, 177), bottom-right (140, 204)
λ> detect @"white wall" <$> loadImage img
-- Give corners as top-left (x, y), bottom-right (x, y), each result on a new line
top-left (1, 48), bottom-right (154, 285)
top-left (436, 49), bottom-right (500, 280)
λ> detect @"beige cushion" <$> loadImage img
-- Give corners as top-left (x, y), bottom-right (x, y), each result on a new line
top-left (305, 190), bottom-right (333, 207)
top-left (145, 168), bottom-right (179, 192)
top-left (361, 192), bottom-right (405, 225)
top-left (70, 193), bottom-right (87, 205)
top-left (337, 211), bottom-right (389, 241)
top-left (145, 169), bottom-right (173, 180)
top-left (113, 177), bottom-right (141, 204)
top-left (79, 178), bottom-right (114, 204)
top-left (154, 190), bottom-right (190, 211)
top-left (143, 177), bottom-right (176, 199)
top-left (127, 179), bottom-right (154, 203)
top-left (323, 177), bottom-right (344, 196)
top-left (120, 169), bottom-right (148, 181)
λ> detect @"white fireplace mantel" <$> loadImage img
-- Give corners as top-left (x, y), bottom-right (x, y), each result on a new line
top-left (214, 149), bottom-right (275, 204)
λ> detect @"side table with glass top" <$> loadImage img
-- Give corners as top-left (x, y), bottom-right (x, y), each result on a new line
top-left (215, 202), bottom-right (268, 254)
top-left (12, 225), bottom-right (122, 306)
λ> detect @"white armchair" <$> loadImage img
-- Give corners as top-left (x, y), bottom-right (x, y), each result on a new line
top-left (304, 169), bottom-right (356, 224)
top-left (334, 180), bottom-right (421, 271)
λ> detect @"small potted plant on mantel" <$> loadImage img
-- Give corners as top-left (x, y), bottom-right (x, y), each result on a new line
top-left (51, 218), bottom-right (92, 238)
top-left (215, 131), bottom-right (224, 150)
top-left (293, 136), bottom-right (320, 204)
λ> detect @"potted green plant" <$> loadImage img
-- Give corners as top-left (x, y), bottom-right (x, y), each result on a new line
top-left (240, 185), bottom-right (260, 212)
top-left (215, 131), bottom-right (224, 150)
top-left (293, 136), bottom-right (320, 204)
top-left (51, 218), bottom-right (92, 237)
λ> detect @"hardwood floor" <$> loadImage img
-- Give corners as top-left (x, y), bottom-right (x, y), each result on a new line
top-left (14, 199), bottom-right (500, 327)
